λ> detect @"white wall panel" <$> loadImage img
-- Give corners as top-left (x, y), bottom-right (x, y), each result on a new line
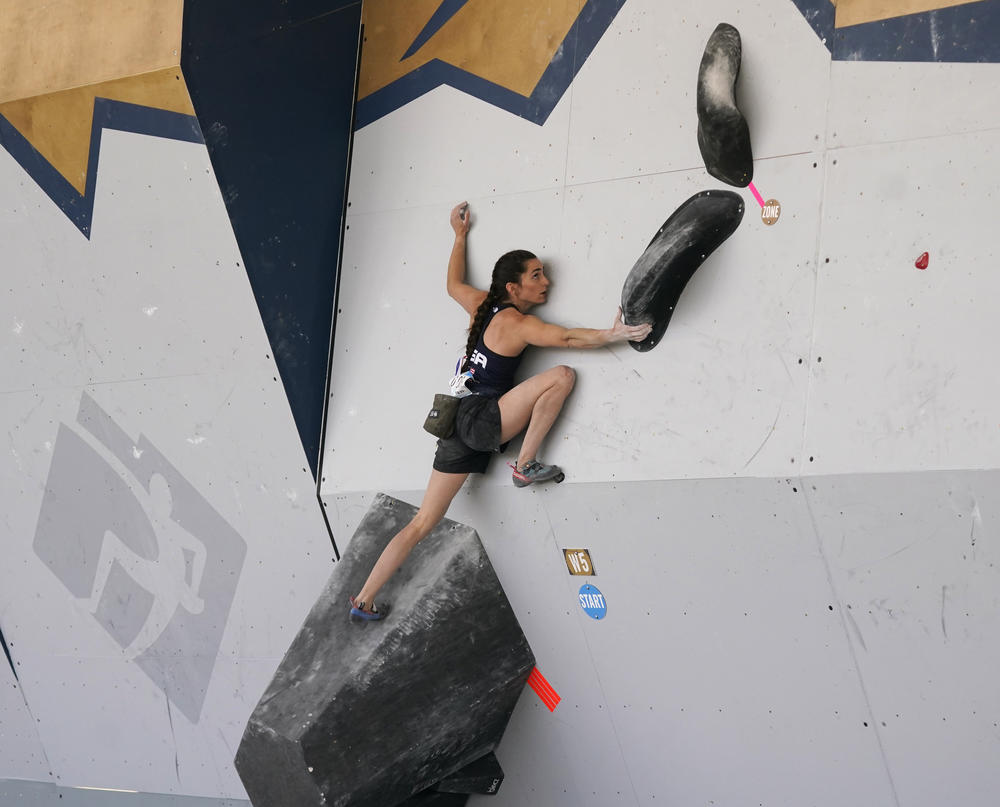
top-left (326, 153), bottom-right (822, 493)
top-left (554, 156), bottom-right (820, 482)
top-left (326, 190), bottom-right (566, 493)
top-left (0, 147), bottom-right (88, 394)
top-left (346, 86), bottom-right (573, 216)
top-left (829, 61), bottom-right (1000, 150)
top-left (0, 659), bottom-right (50, 782)
top-left (0, 134), bottom-right (271, 395)
top-left (2, 372), bottom-right (331, 796)
top-left (1, 387), bottom-right (89, 618)
top-left (566, 0), bottom-right (830, 187)
top-left (13, 653), bottom-right (178, 792)
top-left (0, 779), bottom-right (250, 807)
top-left (1, 125), bottom-right (333, 799)
top-left (5, 654), bottom-right (285, 799)
top-left (805, 131), bottom-right (1000, 476)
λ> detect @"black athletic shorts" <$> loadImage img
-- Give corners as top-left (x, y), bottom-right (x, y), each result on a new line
top-left (433, 394), bottom-right (505, 474)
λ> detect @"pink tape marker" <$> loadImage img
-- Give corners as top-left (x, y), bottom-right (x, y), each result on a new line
top-left (748, 181), bottom-right (765, 209)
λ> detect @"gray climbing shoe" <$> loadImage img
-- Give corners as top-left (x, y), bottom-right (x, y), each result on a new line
top-left (510, 460), bottom-right (565, 488)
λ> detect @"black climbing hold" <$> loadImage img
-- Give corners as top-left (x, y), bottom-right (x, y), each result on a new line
top-left (621, 190), bottom-right (744, 352)
top-left (696, 22), bottom-right (753, 187)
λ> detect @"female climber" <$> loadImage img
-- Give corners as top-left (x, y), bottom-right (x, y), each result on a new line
top-left (349, 201), bottom-right (651, 620)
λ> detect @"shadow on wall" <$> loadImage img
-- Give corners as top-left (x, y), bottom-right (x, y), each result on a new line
top-left (0, 623), bottom-right (15, 680)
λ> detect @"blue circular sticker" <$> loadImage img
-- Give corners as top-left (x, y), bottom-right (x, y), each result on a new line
top-left (578, 584), bottom-right (607, 620)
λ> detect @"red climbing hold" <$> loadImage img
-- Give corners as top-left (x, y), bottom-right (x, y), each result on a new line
top-left (915, 252), bottom-right (929, 270)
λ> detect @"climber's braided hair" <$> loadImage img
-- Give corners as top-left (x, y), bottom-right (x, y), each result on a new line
top-left (461, 249), bottom-right (537, 372)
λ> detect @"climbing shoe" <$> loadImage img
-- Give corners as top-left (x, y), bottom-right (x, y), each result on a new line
top-left (349, 596), bottom-right (388, 622)
top-left (510, 460), bottom-right (565, 488)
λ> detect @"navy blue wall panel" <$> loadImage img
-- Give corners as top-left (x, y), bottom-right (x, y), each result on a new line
top-left (181, 1), bottom-right (361, 477)
top-left (790, 0), bottom-right (1000, 62)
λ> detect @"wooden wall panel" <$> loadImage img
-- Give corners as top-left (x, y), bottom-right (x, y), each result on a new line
top-left (0, 0), bottom-right (183, 103)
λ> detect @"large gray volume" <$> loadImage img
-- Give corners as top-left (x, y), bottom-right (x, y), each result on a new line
top-left (234, 493), bottom-right (535, 807)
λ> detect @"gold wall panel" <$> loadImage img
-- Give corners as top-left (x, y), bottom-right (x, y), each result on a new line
top-left (834, 0), bottom-right (981, 28)
top-left (360, 0), bottom-right (586, 100)
top-left (0, 68), bottom-right (194, 194)
top-left (0, 0), bottom-right (183, 103)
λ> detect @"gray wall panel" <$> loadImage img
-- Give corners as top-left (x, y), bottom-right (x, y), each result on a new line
top-left (327, 476), bottom-right (900, 806)
top-left (806, 471), bottom-right (1000, 807)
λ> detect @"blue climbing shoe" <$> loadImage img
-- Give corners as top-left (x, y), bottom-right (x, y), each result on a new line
top-left (349, 596), bottom-right (388, 622)
top-left (510, 460), bottom-right (565, 488)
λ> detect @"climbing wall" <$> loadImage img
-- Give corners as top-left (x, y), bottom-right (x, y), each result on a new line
top-left (2, 0), bottom-right (999, 805)
top-left (321, 1), bottom-right (1000, 806)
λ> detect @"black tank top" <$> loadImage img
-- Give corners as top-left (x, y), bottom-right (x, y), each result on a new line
top-left (466, 303), bottom-right (524, 398)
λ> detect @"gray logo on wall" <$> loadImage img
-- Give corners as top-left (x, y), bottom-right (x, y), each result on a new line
top-left (33, 392), bottom-right (247, 723)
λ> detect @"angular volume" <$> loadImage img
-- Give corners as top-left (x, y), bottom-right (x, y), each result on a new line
top-left (234, 493), bottom-right (535, 807)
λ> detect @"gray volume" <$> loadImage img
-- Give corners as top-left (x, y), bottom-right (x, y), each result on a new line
top-left (234, 494), bottom-right (535, 806)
